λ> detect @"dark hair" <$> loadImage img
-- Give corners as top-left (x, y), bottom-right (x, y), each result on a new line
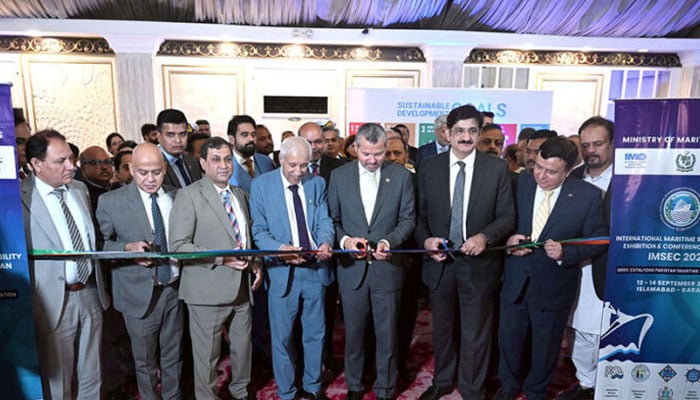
top-left (186, 133), bottom-right (210, 153)
top-left (26, 129), bottom-right (66, 163)
top-left (539, 137), bottom-right (578, 170)
top-left (141, 123), bottom-right (157, 137)
top-left (105, 132), bottom-right (124, 149)
top-left (518, 127), bottom-right (536, 141)
top-left (393, 124), bottom-right (408, 131)
top-left (227, 115), bottom-right (256, 137)
top-left (114, 150), bottom-right (132, 170)
top-left (344, 135), bottom-right (356, 154)
top-left (481, 123), bottom-right (503, 132)
top-left (118, 140), bottom-right (138, 151)
top-left (447, 104), bottom-right (483, 129)
top-left (13, 108), bottom-right (26, 126)
top-left (482, 111), bottom-right (495, 118)
top-left (156, 109), bottom-right (188, 131)
top-left (200, 136), bottom-right (232, 160)
top-left (578, 116), bottom-right (614, 142)
top-left (528, 129), bottom-right (558, 144)
top-left (504, 143), bottom-right (518, 160)
top-left (68, 142), bottom-right (80, 158)
top-left (195, 119), bottom-right (209, 126)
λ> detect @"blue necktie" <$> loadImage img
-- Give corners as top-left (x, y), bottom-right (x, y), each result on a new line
top-left (175, 157), bottom-right (191, 186)
top-left (151, 193), bottom-right (171, 285)
top-left (289, 184), bottom-right (311, 250)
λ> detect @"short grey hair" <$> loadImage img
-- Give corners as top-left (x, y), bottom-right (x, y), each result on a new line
top-left (280, 136), bottom-right (312, 162)
top-left (355, 123), bottom-right (387, 146)
top-left (434, 114), bottom-right (447, 130)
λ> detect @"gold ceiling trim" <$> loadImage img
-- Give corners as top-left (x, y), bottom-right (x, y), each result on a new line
top-left (158, 40), bottom-right (425, 62)
top-left (0, 35), bottom-right (113, 55)
top-left (467, 48), bottom-right (681, 68)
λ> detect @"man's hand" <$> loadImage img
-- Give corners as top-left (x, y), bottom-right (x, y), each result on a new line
top-left (506, 234), bottom-right (532, 257)
top-left (278, 244), bottom-right (306, 264)
top-left (374, 240), bottom-right (391, 261)
top-left (250, 262), bottom-right (263, 290)
top-left (344, 237), bottom-right (368, 259)
top-left (423, 237), bottom-right (447, 262)
top-left (543, 239), bottom-right (563, 261)
top-left (460, 233), bottom-right (487, 256)
top-left (316, 243), bottom-right (333, 262)
top-left (223, 256), bottom-right (248, 270)
top-left (125, 241), bottom-right (152, 266)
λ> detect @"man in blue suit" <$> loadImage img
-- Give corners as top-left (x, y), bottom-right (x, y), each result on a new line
top-left (227, 114), bottom-right (275, 192)
top-left (494, 137), bottom-right (607, 400)
top-left (250, 137), bottom-right (335, 400)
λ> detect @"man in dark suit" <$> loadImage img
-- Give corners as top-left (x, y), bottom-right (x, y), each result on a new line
top-left (156, 109), bottom-right (203, 189)
top-left (393, 124), bottom-right (418, 163)
top-left (494, 137), bottom-right (607, 400)
top-left (556, 117), bottom-right (613, 400)
top-left (416, 114), bottom-right (450, 167)
top-left (415, 105), bottom-right (515, 400)
top-left (21, 130), bottom-right (110, 399)
top-left (76, 145), bottom-right (113, 213)
top-left (227, 115), bottom-right (275, 192)
top-left (250, 137), bottom-right (335, 400)
top-left (170, 137), bottom-right (263, 400)
top-left (328, 123), bottom-right (416, 400)
top-left (96, 143), bottom-right (184, 400)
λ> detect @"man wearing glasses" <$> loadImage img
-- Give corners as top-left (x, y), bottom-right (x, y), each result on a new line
top-left (77, 145), bottom-right (114, 213)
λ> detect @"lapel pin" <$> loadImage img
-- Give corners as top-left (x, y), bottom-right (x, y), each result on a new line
top-left (567, 193), bottom-right (574, 197)
top-left (385, 178), bottom-right (390, 183)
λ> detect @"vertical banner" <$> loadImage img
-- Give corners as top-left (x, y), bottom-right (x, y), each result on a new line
top-left (0, 84), bottom-right (43, 399)
top-left (598, 99), bottom-right (700, 400)
top-left (346, 88), bottom-right (552, 147)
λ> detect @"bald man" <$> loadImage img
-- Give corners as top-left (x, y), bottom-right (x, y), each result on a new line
top-left (78, 146), bottom-right (114, 212)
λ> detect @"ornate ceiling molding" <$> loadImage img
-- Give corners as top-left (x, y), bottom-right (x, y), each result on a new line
top-left (0, 35), bottom-right (113, 55)
top-left (157, 40), bottom-right (425, 62)
top-left (467, 48), bottom-right (681, 68)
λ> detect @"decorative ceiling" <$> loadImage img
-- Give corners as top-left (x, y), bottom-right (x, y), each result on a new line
top-left (1, 0), bottom-right (699, 38)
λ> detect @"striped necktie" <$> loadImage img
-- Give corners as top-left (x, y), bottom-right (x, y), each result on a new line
top-left (51, 188), bottom-right (90, 283)
top-left (222, 189), bottom-right (243, 245)
top-left (151, 193), bottom-right (171, 285)
top-left (531, 190), bottom-right (553, 241)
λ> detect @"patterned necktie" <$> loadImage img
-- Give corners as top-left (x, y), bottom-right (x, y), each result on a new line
top-left (222, 189), bottom-right (243, 245)
top-left (531, 190), bottom-right (554, 241)
top-left (175, 157), bottom-right (191, 186)
top-left (151, 193), bottom-right (171, 285)
top-left (289, 184), bottom-right (311, 250)
top-left (310, 162), bottom-right (319, 176)
top-left (449, 161), bottom-right (466, 245)
top-left (244, 158), bottom-right (255, 178)
top-left (51, 188), bottom-right (90, 283)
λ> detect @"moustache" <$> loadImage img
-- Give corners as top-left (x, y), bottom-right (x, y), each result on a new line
top-left (458, 140), bottom-right (474, 145)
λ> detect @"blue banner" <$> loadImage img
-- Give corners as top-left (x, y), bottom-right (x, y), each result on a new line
top-left (0, 84), bottom-right (43, 399)
top-left (597, 99), bottom-right (700, 399)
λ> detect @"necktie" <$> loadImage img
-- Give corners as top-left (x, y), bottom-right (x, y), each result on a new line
top-left (449, 161), bottom-right (466, 245)
top-left (289, 184), bottom-right (311, 250)
top-left (310, 162), bottom-right (319, 176)
top-left (244, 158), bottom-right (255, 178)
top-left (151, 193), bottom-right (171, 285)
top-left (222, 189), bottom-right (243, 245)
top-left (175, 158), bottom-right (191, 186)
top-left (51, 188), bottom-right (90, 283)
top-left (531, 190), bottom-right (554, 241)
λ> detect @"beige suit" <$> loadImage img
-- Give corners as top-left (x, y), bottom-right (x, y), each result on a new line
top-left (169, 175), bottom-right (253, 399)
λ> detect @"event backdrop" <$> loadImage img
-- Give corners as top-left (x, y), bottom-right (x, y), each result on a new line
top-left (0, 83), bottom-right (43, 398)
top-left (597, 99), bottom-right (700, 400)
top-left (346, 88), bottom-right (553, 147)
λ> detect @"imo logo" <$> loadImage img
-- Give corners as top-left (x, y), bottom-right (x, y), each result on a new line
top-left (625, 153), bottom-right (647, 161)
top-left (631, 364), bottom-right (651, 383)
top-left (660, 188), bottom-right (700, 232)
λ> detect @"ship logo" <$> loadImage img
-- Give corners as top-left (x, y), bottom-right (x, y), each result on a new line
top-left (598, 302), bottom-right (654, 361)
top-left (660, 188), bottom-right (700, 232)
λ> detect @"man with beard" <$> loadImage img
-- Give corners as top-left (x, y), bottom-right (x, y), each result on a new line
top-left (227, 115), bottom-right (275, 192)
top-left (254, 124), bottom-right (278, 167)
top-left (477, 124), bottom-right (506, 158)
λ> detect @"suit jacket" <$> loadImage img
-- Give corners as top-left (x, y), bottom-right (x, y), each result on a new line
top-left (502, 172), bottom-right (607, 310)
top-left (96, 182), bottom-right (177, 318)
top-left (250, 170), bottom-right (335, 297)
top-left (317, 155), bottom-right (346, 184)
top-left (162, 152), bottom-right (203, 189)
top-left (571, 165), bottom-right (611, 299)
top-left (169, 175), bottom-right (253, 305)
top-left (328, 160), bottom-right (416, 291)
top-left (20, 176), bottom-right (109, 332)
top-left (414, 151), bottom-right (516, 291)
top-left (229, 152), bottom-right (275, 192)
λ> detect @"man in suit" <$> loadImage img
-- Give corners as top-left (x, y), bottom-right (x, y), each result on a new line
top-left (415, 105), bottom-right (515, 400)
top-left (393, 124), bottom-right (418, 163)
top-left (255, 124), bottom-right (277, 167)
top-left (556, 117), bottom-right (614, 400)
top-left (328, 123), bottom-right (416, 400)
top-left (21, 129), bottom-right (110, 399)
top-left (170, 136), bottom-right (263, 400)
top-left (477, 124), bottom-right (506, 158)
top-left (250, 137), bottom-right (335, 400)
top-left (494, 137), bottom-right (607, 400)
top-left (157, 109), bottom-right (203, 189)
top-left (416, 114), bottom-right (450, 167)
top-left (76, 145), bottom-right (113, 213)
top-left (227, 115), bottom-right (275, 192)
top-left (96, 143), bottom-right (184, 400)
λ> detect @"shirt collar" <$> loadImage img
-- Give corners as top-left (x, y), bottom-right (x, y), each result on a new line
top-left (449, 148), bottom-right (476, 169)
top-left (35, 176), bottom-right (64, 197)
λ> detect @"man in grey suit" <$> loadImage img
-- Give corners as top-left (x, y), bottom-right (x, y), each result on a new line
top-left (96, 143), bottom-right (183, 400)
top-left (170, 136), bottom-right (262, 400)
top-left (21, 129), bottom-right (110, 399)
top-left (328, 123), bottom-right (416, 400)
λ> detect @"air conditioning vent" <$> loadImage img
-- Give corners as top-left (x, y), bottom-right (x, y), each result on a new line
top-left (263, 96), bottom-right (328, 114)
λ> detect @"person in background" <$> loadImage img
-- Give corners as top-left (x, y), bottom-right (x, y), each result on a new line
top-left (77, 146), bottom-right (114, 213)
top-left (226, 115), bottom-right (275, 192)
top-left (504, 144), bottom-right (520, 173)
top-left (157, 109), bottom-right (203, 189)
top-left (255, 124), bottom-right (277, 167)
top-left (186, 132), bottom-right (209, 160)
top-left (524, 129), bottom-right (558, 171)
top-left (393, 124), bottom-right (418, 163)
top-left (141, 123), bottom-right (159, 145)
top-left (322, 125), bottom-right (343, 159)
top-left (482, 111), bottom-right (495, 126)
top-left (515, 128), bottom-right (535, 172)
top-left (343, 135), bottom-right (357, 160)
top-left (196, 119), bottom-right (211, 136)
top-left (106, 132), bottom-right (125, 156)
top-left (417, 115), bottom-right (450, 167)
top-left (112, 149), bottom-right (133, 188)
top-left (477, 124), bottom-right (506, 158)
top-left (14, 108), bottom-right (32, 140)
top-left (568, 134), bottom-right (584, 169)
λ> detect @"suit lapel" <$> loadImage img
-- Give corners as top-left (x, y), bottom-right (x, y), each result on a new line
top-left (301, 175), bottom-right (316, 233)
top-left (201, 178), bottom-right (238, 243)
top-left (369, 162), bottom-right (392, 225)
top-left (466, 152), bottom-right (485, 220)
top-left (22, 178), bottom-right (62, 248)
top-left (521, 173), bottom-right (537, 235)
top-left (540, 177), bottom-right (576, 239)
top-left (127, 183), bottom-right (154, 240)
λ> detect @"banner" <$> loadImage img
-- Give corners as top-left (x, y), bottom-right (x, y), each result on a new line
top-left (346, 87), bottom-right (552, 147)
top-left (0, 84), bottom-right (43, 399)
top-left (597, 99), bottom-right (700, 400)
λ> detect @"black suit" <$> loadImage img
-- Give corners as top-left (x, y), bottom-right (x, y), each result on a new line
top-left (317, 155), bottom-right (346, 184)
top-left (162, 152), bottom-right (202, 189)
top-left (498, 172), bottom-right (607, 400)
top-left (415, 150), bottom-right (515, 398)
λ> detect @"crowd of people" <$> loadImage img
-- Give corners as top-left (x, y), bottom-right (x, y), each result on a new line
top-left (14, 104), bottom-right (614, 400)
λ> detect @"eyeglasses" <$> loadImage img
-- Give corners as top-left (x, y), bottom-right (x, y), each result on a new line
top-left (452, 127), bottom-right (480, 136)
top-left (83, 159), bottom-right (113, 167)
